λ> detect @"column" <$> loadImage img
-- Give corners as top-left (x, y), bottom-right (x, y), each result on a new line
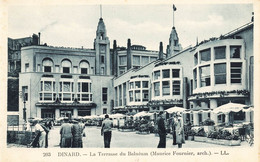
top-left (55, 109), bottom-right (60, 119)
top-left (73, 108), bottom-right (78, 118)
top-left (245, 111), bottom-right (251, 123)
top-left (37, 108), bottom-right (41, 118)
top-left (193, 111), bottom-right (199, 126)
top-left (225, 113), bottom-right (229, 126)
top-left (202, 111), bottom-right (208, 122)
top-left (211, 111), bottom-right (217, 125)
top-left (210, 99), bottom-right (217, 109)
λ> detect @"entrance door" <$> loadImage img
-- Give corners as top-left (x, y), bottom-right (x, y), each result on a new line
top-left (60, 110), bottom-right (73, 118)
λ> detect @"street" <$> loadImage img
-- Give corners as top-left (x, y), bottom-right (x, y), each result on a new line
top-left (44, 126), bottom-right (250, 148)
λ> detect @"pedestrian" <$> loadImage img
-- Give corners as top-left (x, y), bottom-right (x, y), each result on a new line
top-left (41, 120), bottom-right (50, 148)
top-left (171, 113), bottom-right (177, 145)
top-left (101, 114), bottom-right (113, 148)
top-left (60, 118), bottom-right (73, 148)
top-left (71, 120), bottom-right (83, 148)
top-left (157, 111), bottom-right (166, 148)
top-left (34, 119), bottom-right (46, 148)
top-left (175, 112), bottom-right (185, 148)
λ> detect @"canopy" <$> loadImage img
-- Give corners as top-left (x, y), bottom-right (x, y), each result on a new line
top-left (110, 113), bottom-right (125, 118)
top-left (242, 107), bottom-right (254, 112)
top-left (165, 106), bottom-right (186, 114)
top-left (83, 115), bottom-right (99, 119)
top-left (133, 111), bottom-right (153, 118)
top-left (213, 103), bottom-right (247, 114)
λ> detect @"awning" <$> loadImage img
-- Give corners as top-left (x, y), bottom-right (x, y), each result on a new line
top-left (213, 102), bottom-right (247, 114)
top-left (164, 106), bottom-right (186, 114)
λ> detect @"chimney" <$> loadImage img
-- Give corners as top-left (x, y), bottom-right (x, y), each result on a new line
top-left (127, 39), bottom-right (132, 70)
top-left (38, 32), bottom-right (41, 45)
top-left (159, 42), bottom-right (163, 60)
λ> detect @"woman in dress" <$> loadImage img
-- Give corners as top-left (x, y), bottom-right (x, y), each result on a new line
top-left (175, 112), bottom-right (185, 148)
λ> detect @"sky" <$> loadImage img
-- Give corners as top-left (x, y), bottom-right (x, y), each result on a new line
top-left (8, 4), bottom-right (253, 51)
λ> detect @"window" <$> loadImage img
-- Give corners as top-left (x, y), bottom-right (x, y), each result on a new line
top-left (63, 67), bottom-right (70, 73)
top-left (22, 86), bottom-right (28, 101)
top-left (133, 55), bottom-right (140, 65)
top-left (200, 49), bottom-right (211, 63)
top-left (200, 65), bottom-right (210, 87)
top-left (81, 68), bottom-right (88, 74)
top-left (103, 108), bottom-right (107, 114)
top-left (230, 46), bottom-right (241, 58)
top-left (194, 53), bottom-right (198, 65)
top-left (214, 46), bottom-right (226, 60)
top-left (231, 62), bottom-right (242, 83)
top-left (129, 82), bottom-right (134, 89)
top-left (193, 69), bottom-right (197, 89)
top-left (39, 80), bottom-right (55, 101)
top-left (102, 87), bottom-right (108, 102)
top-left (44, 66), bottom-right (51, 72)
top-left (25, 63), bottom-right (29, 72)
top-left (154, 71), bottom-right (160, 80)
top-left (119, 67), bottom-right (126, 75)
top-left (162, 69), bottom-right (170, 78)
top-left (129, 91), bottom-right (133, 102)
top-left (154, 82), bottom-right (160, 97)
top-left (150, 57), bottom-right (157, 62)
top-left (141, 56), bottom-right (149, 66)
top-left (101, 55), bottom-right (105, 63)
top-left (119, 56), bottom-right (127, 65)
top-left (142, 81), bottom-right (149, 88)
top-left (135, 90), bottom-right (141, 102)
top-left (61, 60), bottom-right (72, 74)
top-left (101, 67), bottom-right (104, 75)
top-left (214, 63), bottom-right (226, 84)
top-left (162, 81), bottom-right (170, 96)
top-left (55, 65), bottom-right (60, 73)
top-left (119, 85), bottom-right (122, 106)
top-left (172, 69), bottom-right (180, 78)
top-left (59, 81), bottom-right (73, 101)
top-left (135, 81), bottom-right (141, 88)
top-left (77, 82), bottom-right (92, 102)
top-left (172, 81), bottom-right (180, 95)
top-left (142, 90), bottom-right (149, 101)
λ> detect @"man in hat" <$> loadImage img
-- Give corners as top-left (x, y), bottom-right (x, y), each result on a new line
top-left (101, 114), bottom-right (113, 148)
top-left (60, 117), bottom-right (73, 148)
top-left (71, 120), bottom-right (83, 148)
top-left (157, 111), bottom-right (166, 148)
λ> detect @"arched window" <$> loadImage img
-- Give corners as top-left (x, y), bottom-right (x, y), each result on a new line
top-left (79, 60), bottom-right (90, 74)
top-left (61, 59), bottom-right (72, 73)
top-left (42, 58), bottom-right (54, 72)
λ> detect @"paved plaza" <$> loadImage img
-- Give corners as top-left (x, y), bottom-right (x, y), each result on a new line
top-left (8, 126), bottom-right (252, 148)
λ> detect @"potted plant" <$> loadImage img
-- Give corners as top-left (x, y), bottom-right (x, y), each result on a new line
top-left (194, 127), bottom-right (207, 142)
top-left (203, 119), bottom-right (215, 134)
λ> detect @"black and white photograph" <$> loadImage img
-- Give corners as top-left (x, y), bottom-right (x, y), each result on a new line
top-left (1, 1), bottom-right (259, 162)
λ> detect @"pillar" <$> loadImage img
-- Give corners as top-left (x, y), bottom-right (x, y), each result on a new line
top-left (245, 111), bottom-right (251, 123)
top-left (193, 111), bottom-right (199, 126)
top-left (55, 109), bottom-right (60, 119)
top-left (73, 108), bottom-right (78, 118)
top-left (225, 113), bottom-right (229, 126)
top-left (210, 99), bottom-right (217, 109)
top-left (202, 111), bottom-right (208, 122)
top-left (37, 108), bottom-right (41, 118)
top-left (211, 111), bottom-right (217, 125)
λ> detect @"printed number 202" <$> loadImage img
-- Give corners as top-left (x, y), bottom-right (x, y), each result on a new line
top-left (43, 152), bottom-right (51, 157)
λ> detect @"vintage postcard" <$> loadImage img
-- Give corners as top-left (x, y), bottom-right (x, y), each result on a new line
top-left (0, 0), bottom-right (259, 162)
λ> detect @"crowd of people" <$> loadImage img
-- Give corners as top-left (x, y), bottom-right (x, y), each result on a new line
top-left (28, 111), bottom-right (184, 148)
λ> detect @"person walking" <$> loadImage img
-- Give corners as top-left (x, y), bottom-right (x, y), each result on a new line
top-left (175, 112), bottom-right (185, 148)
top-left (171, 114), bottom-right (177, 145)
top-left (60, 118), bottom-right (73, 148)
top-left (101, 114), bottom-right (113, 148)
top-left (34, 119), bottom-right (46, 148)
top-left (71, 120), bottom-right (83, 148)
top-left (157, 111), bottom-right (166, 148)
